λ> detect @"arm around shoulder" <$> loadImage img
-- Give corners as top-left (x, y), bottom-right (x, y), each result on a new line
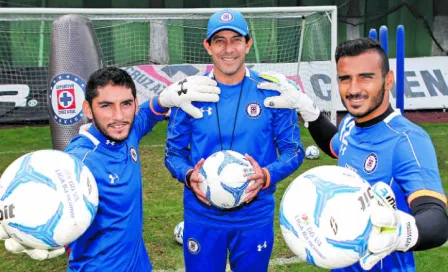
top-left (307, 113), bottom-right (338, 158)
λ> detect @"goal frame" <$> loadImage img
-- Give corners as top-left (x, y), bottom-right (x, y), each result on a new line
top-left (0, 6), bottom-right (338, 125)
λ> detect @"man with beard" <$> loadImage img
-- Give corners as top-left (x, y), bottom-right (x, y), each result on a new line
top-left (0, 67), bottom-right (220, 270)
top-left (260, 38), bottom-right (448, 271)
top-left (65, 67), bottom-right (219, 271)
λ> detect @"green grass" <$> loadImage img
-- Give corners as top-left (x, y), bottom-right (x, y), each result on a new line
top-left (0, 122), bottom-right (447, 271)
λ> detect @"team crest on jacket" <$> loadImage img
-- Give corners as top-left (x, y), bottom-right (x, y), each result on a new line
top-left (363, 152), bottom-right (378, 174)
top-left (245, 102), bottom-right (262, 119)
top-left (187, 238), bottom-right (200, 254)
top-left (130, 147), bottom-right (138, 163)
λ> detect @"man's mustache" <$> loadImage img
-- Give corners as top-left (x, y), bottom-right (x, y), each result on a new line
top-left (108, 121), bottom-right (130, 127)
top-left (346, 93), bottom-right (368, 100)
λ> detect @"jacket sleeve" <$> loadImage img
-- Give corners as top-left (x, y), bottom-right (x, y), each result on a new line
top-left (164, 107), bottom-right (194, 183)
top-left (265, 109), bottom-right (304, 187)
top-left (134, 97), bottom-right (168, 141)
top-left (393, 129), bottom-right (445, 203)
top-left (308, 113), bottom-right (338, 158)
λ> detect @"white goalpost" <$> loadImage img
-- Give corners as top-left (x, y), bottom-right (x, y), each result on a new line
top-left (0, 6), bottom-right (338, 125)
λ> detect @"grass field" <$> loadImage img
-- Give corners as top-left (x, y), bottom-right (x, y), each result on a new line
top-left (0, 122), bottom-right (447, 272)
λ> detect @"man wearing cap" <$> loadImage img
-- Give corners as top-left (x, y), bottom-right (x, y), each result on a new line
top-left (165, 9), bottom-right (304, 272)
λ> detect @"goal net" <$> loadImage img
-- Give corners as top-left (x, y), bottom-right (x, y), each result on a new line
top-left (0, 7), bottom-right (337, 125)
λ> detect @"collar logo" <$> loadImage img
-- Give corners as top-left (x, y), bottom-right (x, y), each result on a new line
top-left (363, 152), bottom-right (378, 174)
top-left (220, 12), bottom-right (234, 22)
top-left (130, 147), bottom-right (138, 163)
top-left (106, 140), bottom-right (115, 146)
top-left (245, 102), bottom-right (262, 119)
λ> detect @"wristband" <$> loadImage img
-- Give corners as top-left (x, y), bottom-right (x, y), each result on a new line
top-left (185, 170), bottom-right (193, 188)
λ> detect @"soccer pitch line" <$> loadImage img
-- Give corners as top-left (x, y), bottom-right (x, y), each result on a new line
top-left (154, 242), bottom-right (448, 272)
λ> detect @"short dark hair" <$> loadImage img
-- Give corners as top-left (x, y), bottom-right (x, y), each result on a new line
top-left (206, 34), bottom-right (251, 45)
top-left (335, 38), bottom-right (390, 77)
top-left (85, 67), bottom-right (136, 106)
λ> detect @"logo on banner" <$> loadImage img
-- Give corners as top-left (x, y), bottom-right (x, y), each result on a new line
top-left (57, 88), bottom-right (76, 110)
top-left (49, 73), bottom-right (85, 125)
top-left (0, 85), bottom-right (35, 108)
top-left (245, 102), bottom-right (262, 119)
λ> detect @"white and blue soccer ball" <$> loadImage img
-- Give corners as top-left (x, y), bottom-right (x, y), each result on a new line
top-left (173, 221), bottom-right (184, 245)
top-left (198, 150), bottom-right (255, 209)
top-left (305, 145), bottom-right (320, 160)
top-left (0, 150), bottom-right (98, 250)
top-left (279, 165), bottom-right (373, 269)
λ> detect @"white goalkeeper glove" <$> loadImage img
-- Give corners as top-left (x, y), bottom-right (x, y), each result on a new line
top-left (257, 72), bottom-right (320, 124)
top-left (0, 224), bottom-right (65, 261)
top-left (360, 182), bottom-right (419, 270)
top-left (158, 76), bottom-right (220, 119)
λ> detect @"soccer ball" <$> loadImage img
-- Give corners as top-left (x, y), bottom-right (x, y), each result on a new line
top-left (305, 145), bottom-right (320, 160)
top-left (0, 150), bottom-right (98, 249)
top-left (173, 221), bottom-right (184, 245)
top-left (279, 165), bottom-right (373, 269)
top-left (198, 150), bottom-right (255, 209)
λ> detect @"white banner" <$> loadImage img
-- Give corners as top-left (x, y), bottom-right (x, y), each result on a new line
top-left (121, 56), bottom-right (448, 111)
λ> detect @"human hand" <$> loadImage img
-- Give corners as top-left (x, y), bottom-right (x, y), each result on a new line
top-left (244, 154), bottom-right (267, 203)
top-left (0, 224), bottom-right (65, 261)
top-left (158, 76), bottom-right (220, 118)
top-left (360, 182), bottom-right (419, 270)
top-left (187, 158), bottom-right (210, 206)
top-left (258, 71), bottom-right (320, 123)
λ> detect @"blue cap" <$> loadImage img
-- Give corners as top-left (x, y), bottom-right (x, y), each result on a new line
top-left (206, 9), bottom-right (249, 40)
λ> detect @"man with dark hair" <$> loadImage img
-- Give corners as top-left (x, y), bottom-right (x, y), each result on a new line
top-left (165, 9), bottom-right (304, 272)
top-left (65, 67), bottom-right (219, 271)
top-left (261, 37), bottom-right (448, 271)
top-left (335, 38), bottom-right (390, 77)
top-left (1, 66), bottom-right (220, 271)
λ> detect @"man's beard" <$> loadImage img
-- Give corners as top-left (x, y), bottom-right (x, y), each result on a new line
top-left (342, 81), bottom-right (386, 119)
top-left (91, 112), bottom-right (134, 143)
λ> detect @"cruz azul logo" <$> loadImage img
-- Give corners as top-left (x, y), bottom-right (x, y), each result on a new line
top-left (220, 12), bottom-right (234, 22)
top-left (363, 153), bottom-right (378, 174)
top-left (57, 88), bottom-right (76, 110)
top-left (245, 102), bottom-right (262, 119)
top-left (49, 73), bottom-right (85, 125)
